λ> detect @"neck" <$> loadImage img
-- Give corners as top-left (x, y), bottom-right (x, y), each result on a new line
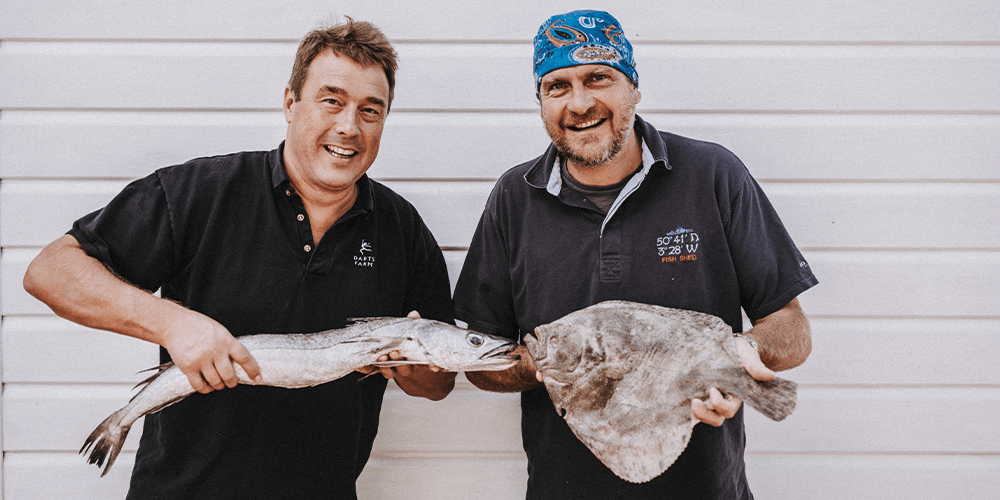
top-left (285, 170), bottom-right (360, 245)
top-left (566, 129), bottom-right (643, 187)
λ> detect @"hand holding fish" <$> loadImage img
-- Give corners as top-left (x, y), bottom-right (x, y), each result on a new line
top-left (691, 333), bottom-right (776, 426)
top-left (524, 301), bottom-right (801, 483)
top-left (80, 315), bottom-right (518, 476)
top-left (159, 309), bottom-right (262, 394)
top-left (465, 344), bottom-right (542, 393)
top-left (353, 311), bottom-right (457, 400)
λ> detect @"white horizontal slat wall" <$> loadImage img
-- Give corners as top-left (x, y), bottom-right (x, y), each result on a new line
top-left (1, 1), bottom-right (998, 499)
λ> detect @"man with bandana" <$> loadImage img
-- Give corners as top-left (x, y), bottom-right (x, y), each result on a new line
top-left (455, 10), bottom-right (817, 499)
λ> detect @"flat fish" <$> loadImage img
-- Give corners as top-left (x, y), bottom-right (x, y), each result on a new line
top-left (82, 317), bottom-right (518, 476)
top-left (524, 301), bottom-right (796, 483)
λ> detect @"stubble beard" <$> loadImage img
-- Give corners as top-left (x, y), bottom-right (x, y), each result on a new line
top-left (545, 104), bottom-right (636, 169)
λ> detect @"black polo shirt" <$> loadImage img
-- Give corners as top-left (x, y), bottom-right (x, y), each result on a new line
top-left (69, 143), bottom-right (454, 500)
top-left (454, 116), bottom-right (817, 499)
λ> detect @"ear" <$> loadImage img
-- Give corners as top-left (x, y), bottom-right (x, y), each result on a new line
top-left (633, 87), bottom-right (642, 106)
top-left (283, 86), bottom-right (295, 124)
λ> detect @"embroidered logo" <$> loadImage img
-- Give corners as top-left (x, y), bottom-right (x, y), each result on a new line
top-left (571, 44), bottom-right (623, 64)
top-left (354, 239), bottom-right (374, 267)
top-left (656, 228), bottom-right (700, 263)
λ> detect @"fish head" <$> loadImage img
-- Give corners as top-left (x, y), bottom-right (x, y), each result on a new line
top-left (527, 315), bottom-right (611, 386)
top-left (409, 319), bottom-right (519, 372)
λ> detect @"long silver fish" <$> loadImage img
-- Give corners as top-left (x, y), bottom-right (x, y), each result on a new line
top-left (82, 317), bottom-right (518, 476)
top-left (525, 301), bottom-right (796, 483)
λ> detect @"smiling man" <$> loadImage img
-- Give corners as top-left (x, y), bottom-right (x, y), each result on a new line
top-left (23, 18), bottom-right (455, 500)
top-left (455, 10), bottom-right (818, 499)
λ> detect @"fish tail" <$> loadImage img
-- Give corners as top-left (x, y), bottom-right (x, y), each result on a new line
top-left (80, 407), bottom-right (132, 477)
top-left (728, 369), bottom-right (797, 421)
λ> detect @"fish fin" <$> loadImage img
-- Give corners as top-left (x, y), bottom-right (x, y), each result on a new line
top-left (720, 367), bottom-right (797, 421)
top-left (131, 362), bottom-right (175, 395)
top-left (135, 361), bottom-right (173, 375)
top-left (80, 408), bottom-right (132, 477)
top-left (371, 360), bottom-right (422, 367)
top-left (346, 316), bottom-right (403, 324)
top-left (341, 336), bottom-right (408, 354)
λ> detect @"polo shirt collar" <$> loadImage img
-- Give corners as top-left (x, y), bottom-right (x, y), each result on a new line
top-left (269, 141), bottom-right (375, 215)
top-left (523, 114), bottom-right (671, 194)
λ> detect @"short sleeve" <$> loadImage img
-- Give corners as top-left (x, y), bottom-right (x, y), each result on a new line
top-left (727, 172), bottom-right (818, 321)
top-left (68, 172), bottom-right (177, 292)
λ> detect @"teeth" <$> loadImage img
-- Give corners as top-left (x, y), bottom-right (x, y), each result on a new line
top-left (324, 145), bottom-right (357, 158)
top-left (569, 118), bottom-right (603, 130)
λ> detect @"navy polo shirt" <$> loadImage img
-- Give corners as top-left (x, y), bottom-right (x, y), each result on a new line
top-left (454, 116), bottom-right (817, 499)
top-left (69, 143), bottom-right (453, 500)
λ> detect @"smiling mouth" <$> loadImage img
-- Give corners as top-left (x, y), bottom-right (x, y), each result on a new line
top-left (566, 117), bottom-right (606, 132)
top-left (324, 145), bottom-right (357, 159)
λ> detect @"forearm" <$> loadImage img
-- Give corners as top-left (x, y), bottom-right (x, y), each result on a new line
top-left (23, 234), bottom-right (185, 345)
top-left (393, 367), bottom-right (456, 401)
top-left (466, 345), bottom-right (541, 393)
top-left (747, 298), bottom-right (812, 372)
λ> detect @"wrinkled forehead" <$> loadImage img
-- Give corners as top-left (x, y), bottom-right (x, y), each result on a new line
top-left (539, 63), bottom-right (628, 86)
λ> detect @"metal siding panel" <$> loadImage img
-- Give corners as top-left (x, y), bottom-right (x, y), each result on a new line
top-left (744, 387), bottom-right (1000, 454)
top-left (4, 453), bottom-right (135, 500)
top-left (801, 250), bottom-right (1000, 317)
top-left (2, 43), bottom-right (998, 112)
top-left (2, 317), bottom-right (158, 383)
top-left (4, 112), bottom-right (998, 181)
top-left (789, 318), bottom-right (1000, 386)
top-left (2, 0), bottom-right (998, 42)
top-left (745, 455), bottom-right (1000, 500)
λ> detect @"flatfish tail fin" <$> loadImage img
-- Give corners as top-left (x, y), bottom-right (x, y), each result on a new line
top-left (721, 367), bottom-right (797, 421)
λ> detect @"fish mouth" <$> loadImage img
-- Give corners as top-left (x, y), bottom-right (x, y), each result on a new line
top-left (476, 342), bottom-right (519, 368)
top-left (524, 330), bottom-right (546, 365)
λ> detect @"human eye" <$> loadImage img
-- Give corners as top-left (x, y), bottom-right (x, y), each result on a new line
top-left (360, 106), bottom-right (384, 121)
top-left (543, 81), bottom-right (568, 97)
top-left (590, 73), bottom-right (612, 85)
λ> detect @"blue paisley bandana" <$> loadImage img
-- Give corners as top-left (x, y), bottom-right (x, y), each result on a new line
top-left (533, 10), bottom-right (637, 97)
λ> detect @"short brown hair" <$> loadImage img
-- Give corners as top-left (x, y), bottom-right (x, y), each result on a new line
top-left (287, 17), bottom-right (398, 111)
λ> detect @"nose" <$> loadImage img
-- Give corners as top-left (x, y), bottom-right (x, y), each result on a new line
top-left (333, 106), bottom-right (361, 137)
top-left (566, 88), bottom-right (596, 115)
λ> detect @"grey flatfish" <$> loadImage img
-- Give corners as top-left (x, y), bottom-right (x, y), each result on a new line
top-left (524, 300), bottom-right (796, 483)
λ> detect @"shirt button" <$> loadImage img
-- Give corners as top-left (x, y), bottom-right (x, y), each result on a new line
top-left (297, 214), bottom-right (305, 222)
top-left (304, 245), bottom-right (312, 252)
top-left (285, 189), bottom-right (292, 196)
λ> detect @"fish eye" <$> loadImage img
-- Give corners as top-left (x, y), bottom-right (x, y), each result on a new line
top-left (466, 333), bottom-right (485, 348)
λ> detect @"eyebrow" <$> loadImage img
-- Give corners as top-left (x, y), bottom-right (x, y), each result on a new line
top-left (318, 85), bottom-right (387, 108)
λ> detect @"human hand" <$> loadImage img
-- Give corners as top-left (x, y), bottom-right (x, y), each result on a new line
top-left (160, 310), bottom-right (261, 394)
top-left (733, 333), bottom-right (776, 382)
top-left (355, 310), bottom-right (443, 379)
top-left (691, 388), bottom-right (742, 426)
top-left (691, 334), bottom-right (776, 426)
